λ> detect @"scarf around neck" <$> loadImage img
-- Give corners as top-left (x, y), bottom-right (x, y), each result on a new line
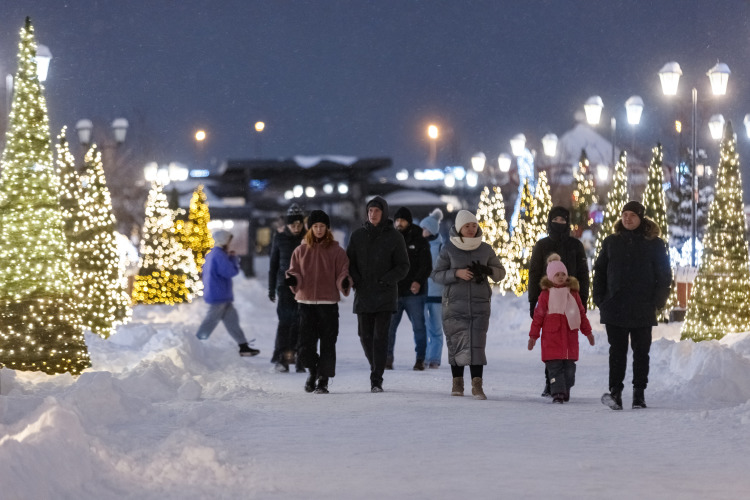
top-left (450, 234), bottom-right (482, 251)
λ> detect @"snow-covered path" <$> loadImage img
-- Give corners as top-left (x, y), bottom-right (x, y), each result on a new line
top-left (2, 257), bottom-right (750, 499)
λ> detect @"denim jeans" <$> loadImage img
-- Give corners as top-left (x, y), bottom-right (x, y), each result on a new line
top-left (196, 302), bottom-right (248, 345)
top-left (387, 294), bottom-right (427, 361)
top-left (424, 300), bottom-right (443, 365)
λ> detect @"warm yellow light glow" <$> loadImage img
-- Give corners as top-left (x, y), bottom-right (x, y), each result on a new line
top-left (427, 125), bottom-right (438, 140)
top-left (675, 121), bottom-right (682, 134)
top-left (254, 121), bottom-right (265, 133)
top-left (195, 130), bottom-right (206, 142)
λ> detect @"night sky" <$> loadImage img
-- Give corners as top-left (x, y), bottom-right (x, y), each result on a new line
top-left (2, 0), bottom-right (750, 178)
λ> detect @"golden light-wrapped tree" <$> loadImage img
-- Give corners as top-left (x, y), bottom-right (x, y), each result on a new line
top-left (182, 185), bottom-right (214, 271)
top-left (571, 149), bottom-right (597, 237)
top-left (133, 181), bottom-right (202, 304)
top-left (681, 122), bottom-right (750, 341)
top-left (477, 185), bottom-right (509, 288)
top-left (0, 18), bottom-right (90, 375)
top-left (505, 179), bottom-right (536, 296)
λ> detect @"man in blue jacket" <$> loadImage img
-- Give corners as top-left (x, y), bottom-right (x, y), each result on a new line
top-left (196, 230), bottom-right (260, 357)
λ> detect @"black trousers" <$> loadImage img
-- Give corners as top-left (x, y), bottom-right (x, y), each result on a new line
top-left (606, 324), bottom-right (653, 392)
top-left (545, 359), bottom-right (576, 395)
top-left (450, 364), bottom-right (483, 379)
top-left (298, 304), bottom-right (339, 378)
top-left (357, 311), bottom-right (392, 386)
top-left (272, 285), bottom-right (300, 363)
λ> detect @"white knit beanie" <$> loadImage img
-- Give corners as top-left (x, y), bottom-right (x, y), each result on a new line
top-left (454, 210), bottom-right (478, 232)
top-left (213, 230), bottom-right (233, 247)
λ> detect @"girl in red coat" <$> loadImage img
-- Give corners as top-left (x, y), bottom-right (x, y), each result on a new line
top-left (528, 254), bottom-right (594, 403)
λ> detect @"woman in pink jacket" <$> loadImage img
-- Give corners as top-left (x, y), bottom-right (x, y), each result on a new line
top-left (286, 210), bottom-right (351, 394)
top-left (528, 254), bottom-right (595, 404)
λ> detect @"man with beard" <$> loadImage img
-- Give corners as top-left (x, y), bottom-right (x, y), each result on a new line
top-left (347, 196), bottom-right (409, 392)
top-left (386, 207), bottom-right (433, 370)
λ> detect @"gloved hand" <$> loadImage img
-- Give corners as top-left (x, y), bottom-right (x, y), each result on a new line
top-left (284, 275), bottom-right (298, 287)
top-left (528, 338), bottom-right (536, 351)
top-left (268, 288), bottom-right (276, 302)
top-left (342, 277), bottom-right (351, 289)
top-left (477, 263), bottom-right (493, 276)
top-left (468, 261), bottom-right (487, 283)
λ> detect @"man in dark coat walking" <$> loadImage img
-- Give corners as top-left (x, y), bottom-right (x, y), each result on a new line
top-left (387, 206), bottom-right (433, 371)
top-left (593, 201), bottom-right (671, 410)
top-left (268, 203), bottom-right (305, 372)
top-left (347, 196), bottom-right (410, 392)
top-left (528, 205), bottom-right (590, 396)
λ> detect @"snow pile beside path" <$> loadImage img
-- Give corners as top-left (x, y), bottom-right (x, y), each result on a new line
top-left (650, 333), bottom-right (750, 406)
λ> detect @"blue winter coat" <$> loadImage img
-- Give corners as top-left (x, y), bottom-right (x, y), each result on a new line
top-left (202, 247), bottom-right (240, 304)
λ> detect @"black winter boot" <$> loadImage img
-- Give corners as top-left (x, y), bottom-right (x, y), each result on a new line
top-left (601, 389), bottom-right (623, 410)
top-left (632, 388), bottom-right (647, 409)
top-left (314, 376), bottom-right (329, 394)
top-left (304, 368), bottom-right (317, 393)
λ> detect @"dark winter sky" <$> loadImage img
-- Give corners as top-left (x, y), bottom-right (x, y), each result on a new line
top-left (2, 0), bottom-right (750, 177)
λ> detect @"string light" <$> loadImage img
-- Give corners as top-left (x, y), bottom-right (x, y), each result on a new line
top-left (504, 178), bottom-right (537, 296)
top-left (571, 150), bottom-right (597, 236)
top-left (177, 185), bottom-right (214, 271)
top-left (0, 18), bottom-right (90, 375)
top-left (477, 185), bottom-right (510, 290)
top-left (132, 181), bottom-right (202, 304)
top-left (681, 122), bottom-right (750, 341)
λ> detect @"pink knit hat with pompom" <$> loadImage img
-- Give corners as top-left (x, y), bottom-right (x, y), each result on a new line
top-left (546, 260), bottom-right (568, 279)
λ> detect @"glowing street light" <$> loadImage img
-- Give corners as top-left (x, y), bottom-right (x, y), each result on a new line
top-left (624, 95), bottom-right (644, 125)
top-left (708, 114), bottom-right (725, 141)
top-left (509, 133), bottom-right (526, 157)
top-left (254, 121), bottom-right (265, 133)
top-left (744, 114), bottom-right (750, 139)
top-left (427, 124), bottom-right (439, 166)
top-left (584, 96), bottom-right (604, 125)
top-left (497, 153), bottom-right (512, 173)
top-left (195, 129), bottom-right (206, 142)
top-left (541, 133), bottom-right (558, 157)
top-left (471, 152), bottom-right (486, 172)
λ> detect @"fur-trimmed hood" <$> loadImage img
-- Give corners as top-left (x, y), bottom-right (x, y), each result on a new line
top-left (613, 216), bottom-right (661, 240)
top-left (540, 276), bottom-right (580, 291)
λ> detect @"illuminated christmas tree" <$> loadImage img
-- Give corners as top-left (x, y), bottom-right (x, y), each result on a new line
top-left (56, 126), bottom-right (84, 245)
top-left (589, 151), bottom-right (629, 309)
top-left (681, 122), bottom-right (750, 341)
top-left (182, 185), bottom-right (214, 271)
top-left (505, 179), bottom-right (536, 296)
top-left (0, 18), bottom-right (90, 375)
top-left (73, 144), bottom-right (132, 337)
top-left (477, 185), bottom-right (509, 287)
top-left (133, 181), bottom-right (202, 304)
top-left (571, 149), bottom-right (597, 237)
top-left (530, 171), bottom-right (552, 240)
top-left (642, 143), bottom-right (676, 320)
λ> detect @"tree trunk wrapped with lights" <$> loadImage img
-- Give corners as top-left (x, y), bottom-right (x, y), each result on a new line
top-left (477, 185), bottom-right (509, 289)
top-left (504, 179), bottom-right (536, 296)
top-left (133, 181), bottom-right (202, 304)
top-left (0, 18), bottom-right (90, 375)
top-left (571, 149), bottom-right (597, 237)
top-left (589, 151), bottom-right (629, 309)
top-left (70, 145), bottom-right (132, 337)
top-left (681, 122), bottom-right (750, 341)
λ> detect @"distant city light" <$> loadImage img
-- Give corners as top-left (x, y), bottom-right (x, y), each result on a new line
top-left (414, 169), bottom-right (444, 181)
top-left (190, 169), bottom-right (210, 178)
top-left (396, 169), bottom-right (409, 181)
top-left (305, 186), bottom-right (316, 197)
top-left (284, 190), bottom-right (294, 200)
top-left (195, 130), bottom-right (206, 141)
top-left (293, 185), bottom-right (304, 197)
top-left (337, 183), bottom-right (349, 194)
top-left (254, 121), bottom-right (265, 132)
top-left (323, 183), bottom-right (334, 194)
top-left (427, 125), bottom-right (439, 140)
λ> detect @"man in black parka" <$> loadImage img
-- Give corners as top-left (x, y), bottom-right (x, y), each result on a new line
top-left (347, 196), bottom-right (410, 392)
top-left (268, 204), bottom-right (305, 372)
top-left (387, 206), bottom-right (433, 371)
top-left (593, 201), bottom-right (671, 410)
top-left (528, 206), bottom-right (590, 396)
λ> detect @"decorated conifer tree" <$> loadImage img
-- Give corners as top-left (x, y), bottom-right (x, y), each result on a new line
top-left (477, 185), bottom-right (509, 287)
top-left (72, 145), bottom-right (132, 337)
top-left (681, 122), bottom-right (750, 341)
top-left (666, 160), bottom-right (693, 249)
top-left (571, 149), bottom-right (597, 237)
top-left (504, 179), bottom-right (536, 296)
top-left (530, 171), bottom-right (552, 240)
top-left (133, 181), bottom-right (202, 304)
top-left (0, 18), bottom-right (90, 375)
top-left (589, 151), bottom-right (629, 309)
top-left (56, 126), bottom-right (84, 246)
top-left (182, 185), bottom-right (214, 271)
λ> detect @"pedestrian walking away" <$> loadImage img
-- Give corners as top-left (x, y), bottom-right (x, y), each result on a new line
top-left (268, 203), bottom-right (305, 372)
top-left (528, 205), bottom-right (590, 397)
top-left (431, 210), bottom-right (505, 400)
top-left (420, 208), bottom-right (445, 369)
top-left (347, 196), bottom-right (409, 393)
top-left (593, 201), bottom-right (671, 410)
top-left (286, 210), bottom-right (351, 394)
top-left (528, 254), bottom-right (595, 404)
top-left (387, 206), bottom-right (432, 371)
top-left (196, 230), bottom-right (260, 357)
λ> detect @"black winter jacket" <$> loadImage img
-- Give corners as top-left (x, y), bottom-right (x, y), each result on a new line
top-left (592, 219), bottom-right (672, 327)
top-left (347, 199), bottom-right (410, 314)
top-left (397, 223), bottom-right (432, 296)
top-left (528, 231), bottom-right (590, 316)
top-left (269, 228), bottom-right (304, 292)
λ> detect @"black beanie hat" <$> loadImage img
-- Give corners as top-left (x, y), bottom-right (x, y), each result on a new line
top-left (393, 206), bottom-right (413, 224)
top-left (366, 197), bottom-right (385, 212)
top-left (286, 203), bottom-right (305, 224)
top-left (308, 209), bottom-right (330, 228)
top-left (547, 206), bottom-right (570, 224)
top-left (622, 201), bottom-right (645, 219)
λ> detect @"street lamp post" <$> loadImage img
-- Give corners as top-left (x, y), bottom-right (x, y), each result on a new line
top-left (658, 61), bottom-right (730, 267)
top-left (584, 95), bottom-right (643, 168)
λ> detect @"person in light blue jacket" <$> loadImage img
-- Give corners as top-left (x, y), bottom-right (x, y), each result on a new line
top-left (196, 230), bottom-right (260, 357)
top-left (419, 208), bottom-right (445, 368)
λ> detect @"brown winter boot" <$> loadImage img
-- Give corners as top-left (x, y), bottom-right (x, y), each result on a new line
top-left (451, 377), bottom-right (464, 396)
top-left (471, 377), bottom-right (487, 400)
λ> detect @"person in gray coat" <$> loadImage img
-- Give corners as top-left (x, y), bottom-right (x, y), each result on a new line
top-left (347, 196), bottom-right (410, 392)
top-left (431, 210), bottom-right (505, 400)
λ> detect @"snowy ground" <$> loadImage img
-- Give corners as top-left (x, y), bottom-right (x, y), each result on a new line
top-left (2, 256), bottom-right (750, 500)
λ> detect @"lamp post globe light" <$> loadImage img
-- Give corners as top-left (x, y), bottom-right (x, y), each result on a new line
top-left (471, 152), bottom-right (486, 172)
top-left (76, 117), bottom-right (129, 148)
top-left (708, 114), bottom-right (726, 141)
top-left (658, 60), bottom-right (730, 267)
top-left (584, 95), bottom-right (643, 168)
